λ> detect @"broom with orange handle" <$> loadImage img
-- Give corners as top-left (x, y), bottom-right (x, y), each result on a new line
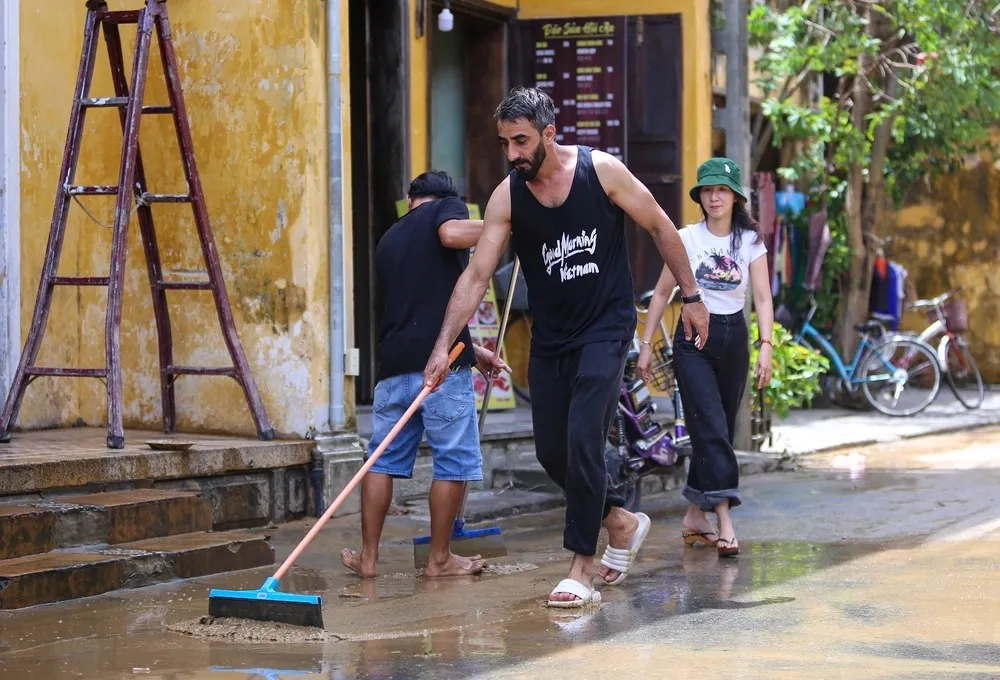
top-left (207, 342), bottom-right (468, 628)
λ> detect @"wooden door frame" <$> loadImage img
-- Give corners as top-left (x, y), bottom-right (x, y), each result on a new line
top-left (0, 0), bottom-right (20, 404)
top-left (426, 0), bottom-right (512, 208)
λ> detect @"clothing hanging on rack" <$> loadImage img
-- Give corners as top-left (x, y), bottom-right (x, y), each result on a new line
top-left (754, 172), bottom-right (777, 239)
top-left (869, 257), bottom-right (908, 330)
top-left (804, 209), bottom-right (832, 291)
top-left (888, 262), bottom-right (908, 327)
top-left (776, 186), bottom-right (805, 216)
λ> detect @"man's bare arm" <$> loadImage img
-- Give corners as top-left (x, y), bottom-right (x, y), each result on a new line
top-left (438, 219), bottom-right (484, 249)
top-left (592, 151), bottom-right (698, 297)
top-left (424, 180), bottom-right (513, 385)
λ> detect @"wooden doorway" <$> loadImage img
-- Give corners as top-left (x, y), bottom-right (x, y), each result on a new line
top-left (349, 0), bottom-right (410, 403)
top-left (625, 15), bottom-right (683, 295)
top-left (428, 1), bottom-right (511, 211)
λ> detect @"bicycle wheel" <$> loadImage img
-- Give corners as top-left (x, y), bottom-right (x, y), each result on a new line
top-left (944, 338), bottom-right (985, 409)
top-left (859, 337), bottom-right (941, 416)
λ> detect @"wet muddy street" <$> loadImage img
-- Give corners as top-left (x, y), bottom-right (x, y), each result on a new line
top-left (2, 427), bottom-right (1000, 679)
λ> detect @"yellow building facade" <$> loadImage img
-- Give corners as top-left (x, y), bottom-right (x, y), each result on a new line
top-left (1, 0), bottom-right (712, 439)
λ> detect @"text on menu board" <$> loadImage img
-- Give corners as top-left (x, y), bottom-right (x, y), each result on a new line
top-left (527, 17), bottom-right (626, 159)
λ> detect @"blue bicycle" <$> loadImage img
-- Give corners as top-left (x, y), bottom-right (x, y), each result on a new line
top-left (793, 298), bottom-right (941, 416)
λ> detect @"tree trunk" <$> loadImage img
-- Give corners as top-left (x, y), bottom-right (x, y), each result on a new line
top-left (838, 6), bottom-right (897, 355)
top-left (837, 62), bottom-right (874, 356)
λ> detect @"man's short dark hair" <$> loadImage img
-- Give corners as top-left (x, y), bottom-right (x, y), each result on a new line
top-left (408, 170), bottom-right (459, 200)
top-left (494, 87), bottom-right (556, 133)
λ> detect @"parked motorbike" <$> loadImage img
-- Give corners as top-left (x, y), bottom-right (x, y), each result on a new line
top-left (605, 335), bottom-right (692, 512)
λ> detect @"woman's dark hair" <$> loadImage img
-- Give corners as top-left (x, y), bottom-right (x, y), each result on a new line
top-left (699, 193), bottom-right (761, 256)
top-left (408, 170), bottom-right (459, 200)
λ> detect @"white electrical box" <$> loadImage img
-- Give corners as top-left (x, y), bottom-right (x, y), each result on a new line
top-left (345, 348), bottom-right (360, 376)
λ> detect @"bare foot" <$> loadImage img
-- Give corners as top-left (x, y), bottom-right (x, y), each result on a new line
top-left (599, 510), bottom-right (639, 584)
top-left (340, 548), bottom-right (377, 579)
top-left (424, 552), bottom-right (486, 578)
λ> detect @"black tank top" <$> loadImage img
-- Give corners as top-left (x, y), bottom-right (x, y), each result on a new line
top-left (509, 146), bottom-right (636, 356)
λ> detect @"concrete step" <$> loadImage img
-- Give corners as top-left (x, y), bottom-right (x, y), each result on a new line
top-left (0, 530), bottom-right (273, 610)
top-left (0, 489), bottom-right (212, 560)
top-left (404, 488), bottom-right (565, 524)
top-left (490, 464), bottom-right (562, 493)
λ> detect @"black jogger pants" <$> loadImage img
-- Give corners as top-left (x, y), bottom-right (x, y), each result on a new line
top-left (528, 339), bottom-right (628, 556)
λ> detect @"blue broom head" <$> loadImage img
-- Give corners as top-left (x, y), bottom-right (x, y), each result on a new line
top-left (412, 524), bottom-right (502, 546)
top-left (209, 577), bottom-right (323, 606)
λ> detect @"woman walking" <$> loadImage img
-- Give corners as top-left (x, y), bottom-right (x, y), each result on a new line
top-left (637, 157), bottom-right (773, 557)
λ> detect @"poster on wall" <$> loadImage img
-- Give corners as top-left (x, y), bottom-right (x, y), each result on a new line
top-left (467, 283), bottom-right (517, 411)
top-left (523, 17), bottom-right (627, 160)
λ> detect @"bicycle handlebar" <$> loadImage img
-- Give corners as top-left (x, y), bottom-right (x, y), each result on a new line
top-left (634, 286), bottom-right (680, 313)
top-left (906, 286), bottom-right (964, 311)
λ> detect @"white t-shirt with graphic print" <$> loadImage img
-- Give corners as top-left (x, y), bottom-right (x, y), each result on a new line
top-left (678, 221), bottom-right (767, 315)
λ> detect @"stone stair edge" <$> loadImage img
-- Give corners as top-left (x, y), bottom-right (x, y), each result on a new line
top-left (0, 488), bottom-right (215, 561)
top-left (0, 529), bottom-right (274, 610)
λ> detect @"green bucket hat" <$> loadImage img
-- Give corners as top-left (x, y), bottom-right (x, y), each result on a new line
top-left (688, 157), bottom-right (748, 204)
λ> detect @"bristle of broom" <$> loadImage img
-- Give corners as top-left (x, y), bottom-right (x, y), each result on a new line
top-left (208, 595), bottom-right (324, 629)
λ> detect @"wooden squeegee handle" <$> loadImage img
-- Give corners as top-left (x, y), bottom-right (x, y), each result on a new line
top-left (273, 343), bottom-right (466, 581)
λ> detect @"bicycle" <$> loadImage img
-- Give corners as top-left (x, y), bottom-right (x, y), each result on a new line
top-left (907, 287), bottom-right (985, 409)
top-left (793, 297), bottom-right (942, 416)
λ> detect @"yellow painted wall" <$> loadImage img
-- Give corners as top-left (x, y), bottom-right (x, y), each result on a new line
top-left (883, 142), bottom-right (1000, 383)
top-left (19, 0), bottom-right (351, 437)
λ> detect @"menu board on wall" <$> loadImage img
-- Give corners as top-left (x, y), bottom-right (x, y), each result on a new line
top-left (525, 17), bottom-right (626, 160)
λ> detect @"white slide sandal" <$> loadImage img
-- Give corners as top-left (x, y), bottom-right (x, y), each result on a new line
top-left (546, 578), bottom-right (602, 609)
top-left (600, 511), bottom-right (651, 586)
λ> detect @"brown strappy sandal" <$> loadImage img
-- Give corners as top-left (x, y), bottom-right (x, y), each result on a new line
top-left (716, 536), bottom-right (740, 557)
top-left (682, 528), bottom-right (720, 547)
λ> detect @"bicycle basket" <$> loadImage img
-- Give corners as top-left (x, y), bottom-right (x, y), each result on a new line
top-left (647, 337), bottom-right (673, 392)
top-left (944, 298), bottom-right (969, 333)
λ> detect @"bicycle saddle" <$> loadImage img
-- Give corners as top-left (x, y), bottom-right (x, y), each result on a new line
top-left (854, 320), bottom-right (885, 334)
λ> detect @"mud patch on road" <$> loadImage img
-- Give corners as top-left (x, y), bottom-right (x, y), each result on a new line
top-left (168, 616), bottom-right (343, 644)
top-left (484, 562), bottom-right (538, 575)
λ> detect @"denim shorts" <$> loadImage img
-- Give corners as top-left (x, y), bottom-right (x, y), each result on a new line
top-left (367, 367), bottom-right (483, 482)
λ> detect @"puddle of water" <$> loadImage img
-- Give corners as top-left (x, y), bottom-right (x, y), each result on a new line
top-left (0, 538), bottom-right (893, 679)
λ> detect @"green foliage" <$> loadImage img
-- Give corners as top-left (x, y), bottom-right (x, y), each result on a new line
top-left (749, 1), bottom-right (1000, 206)
top-left (751, 316), bottom-right (830, 419)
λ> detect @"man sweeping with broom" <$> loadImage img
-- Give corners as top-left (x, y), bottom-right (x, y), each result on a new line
top-left (423, 88), bottom-right (709, 607)
top-left (341, 170), bottom-right (509, 579)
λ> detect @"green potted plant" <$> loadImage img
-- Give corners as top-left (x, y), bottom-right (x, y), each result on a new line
top-left (750, 315), bottom-right (830, 420)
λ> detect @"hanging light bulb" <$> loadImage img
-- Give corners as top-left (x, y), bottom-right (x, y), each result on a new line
top-left (438, 1), bottom-right (454, 32)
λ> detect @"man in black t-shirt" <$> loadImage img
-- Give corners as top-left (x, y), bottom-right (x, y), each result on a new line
top-left (424, 89), bottom-right (709, 607)
top-left (341, 170), bottom-right (508, 579)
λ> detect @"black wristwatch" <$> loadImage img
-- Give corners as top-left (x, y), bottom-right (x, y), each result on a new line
top-left (681, 289), bottom-right (704, 305)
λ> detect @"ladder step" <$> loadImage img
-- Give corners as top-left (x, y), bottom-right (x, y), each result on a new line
top-left (82, 97), bottom-right (129, 108)
top-left (94, 10), bottom-right (143, 25)
top-left (80, 99), bottom-right (174, 115)
top-left (167, 366), bottom-right (237, 377)
top-left (51, 276), bottom-right (110, 287)
top-left (67, 185), bottom-right (118, 196)
top-left (141, 193), bottom-right (193, 204)
top-left (26, 368), bottom-right (108, 378)
top-left (159, 281), bottom-right (212, 291)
